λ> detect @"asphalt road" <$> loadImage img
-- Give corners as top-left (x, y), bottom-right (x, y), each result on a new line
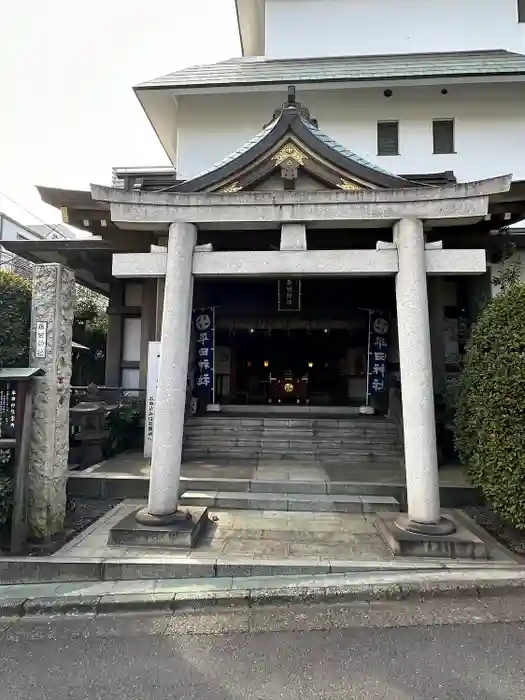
top-left (2, 598), bottom-right (525, 699)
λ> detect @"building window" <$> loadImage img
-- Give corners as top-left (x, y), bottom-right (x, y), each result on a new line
top-left (519, 0), bottom-right (525, 22)
top-left (377, 121), bottom-right (399, 156)
top-left (432, 119), bottom-right (455, 154)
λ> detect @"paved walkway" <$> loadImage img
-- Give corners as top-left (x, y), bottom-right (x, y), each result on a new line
top-left (55, 500), bottom-right (515, 569)
top-left (82, 452), bottom-right (471, 488)
top-left (58, 503), bottom-right (394, 561)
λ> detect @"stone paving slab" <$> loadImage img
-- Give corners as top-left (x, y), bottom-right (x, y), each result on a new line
top-left (79, 452), bottom-right (471, 488)
top-left (55, 502), bottom-right (399, 564)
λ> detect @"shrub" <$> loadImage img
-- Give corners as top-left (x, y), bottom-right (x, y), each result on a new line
top-left (0, 271), bottom-right (31, 368)
top-left (455, 283), bottom-right (525, 528)
top-left (104, 396), bottom-right (142, 457)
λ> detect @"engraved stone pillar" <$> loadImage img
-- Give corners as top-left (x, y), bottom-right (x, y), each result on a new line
top-left (28, 263), bottom-right (75, 538)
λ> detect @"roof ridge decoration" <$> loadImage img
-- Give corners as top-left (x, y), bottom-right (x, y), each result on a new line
top-left (166, 87), bottom-right (415, 194)
top-left (264, 86), bottom-right (319, 128)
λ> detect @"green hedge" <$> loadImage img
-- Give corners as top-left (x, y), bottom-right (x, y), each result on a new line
top-left (455, 283), bottom-right (525, 529)
top-left (0, 271), bottom-right (31, 368)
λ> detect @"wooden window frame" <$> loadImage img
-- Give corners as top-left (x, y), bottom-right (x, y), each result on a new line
top-left (432, 119), bottom-right (455, 155)
top-left (377, 121), bottom-right (399, 156)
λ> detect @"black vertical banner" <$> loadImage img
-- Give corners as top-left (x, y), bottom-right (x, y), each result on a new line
top-left (193, 308), bottom-right (215, 401)
top-left (367, 312), bottom-right (390, 414)
top-left (277, 279), bottom-right (301, 312)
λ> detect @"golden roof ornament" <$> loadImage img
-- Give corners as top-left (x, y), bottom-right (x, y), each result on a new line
top-left (220, 181), bottom-right (243, 193)
top-left (337, 178), bottom-right (362, 191)
top-left (272, 142), bottom-right (308, 166)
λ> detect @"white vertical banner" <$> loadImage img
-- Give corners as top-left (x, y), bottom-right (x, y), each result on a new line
top-left (144, 341), bottom-right (161, 458)
top-left (35, 321), bottom-right (48, 359)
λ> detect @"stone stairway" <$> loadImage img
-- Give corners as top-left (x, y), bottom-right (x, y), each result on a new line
top-left (180, 414), bottom-right (403, 513)
top-left (182, 414), bottom-right (403, 465)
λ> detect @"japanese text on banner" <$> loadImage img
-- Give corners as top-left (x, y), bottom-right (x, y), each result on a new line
top-left (367, 312), bottom-right (389, 411)
top-left (193, 308), bottom-right (215, 398)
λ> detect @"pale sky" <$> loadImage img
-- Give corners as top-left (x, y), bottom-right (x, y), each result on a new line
top-left (0, 0), bottom-right (240, 225)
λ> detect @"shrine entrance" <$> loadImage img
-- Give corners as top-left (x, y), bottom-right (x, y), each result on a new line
top-left (225, 324), bottom-right (368, 406)
top-left (208, 277), bottom-right (397, 408)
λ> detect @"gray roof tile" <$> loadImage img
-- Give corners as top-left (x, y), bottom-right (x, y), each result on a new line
top-left (135, 50), bottom-right (525, 90)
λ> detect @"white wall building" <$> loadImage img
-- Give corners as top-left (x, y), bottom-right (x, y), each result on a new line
top-left (131, 0), bottom-right (525, 192)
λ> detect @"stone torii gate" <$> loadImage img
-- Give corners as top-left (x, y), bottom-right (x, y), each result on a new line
top-left (94, 176), bottom-right (510, 556)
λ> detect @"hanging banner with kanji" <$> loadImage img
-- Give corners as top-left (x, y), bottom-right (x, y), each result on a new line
top-left (277, 279), bottom-right (301, 312)
top-left (367, 312), bottom-right (389, 414)
top-left (193, 308), bottom-right (215, 400)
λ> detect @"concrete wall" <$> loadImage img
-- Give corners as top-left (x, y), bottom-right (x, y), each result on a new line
top-left (175, 84), bottom-right (525, 183)
top-left (264, 0), bottom-right (525, 58)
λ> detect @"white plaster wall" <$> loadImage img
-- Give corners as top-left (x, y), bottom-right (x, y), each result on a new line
top-left (122, 317), bottom-right (142, 362)
top-left (265, 0), bottom-right (525, 58)
top-left (121, 368), bottom-right (140, 390)
top-left (175, 84), bottom-right (525, 183)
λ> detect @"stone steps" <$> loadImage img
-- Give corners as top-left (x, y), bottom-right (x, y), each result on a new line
top-left (185, 419), bottom-right (398, 430)
top-left (183, 414), bottom-right (403, 463)
top-left (179, 489), bottom-right (401, 514)
top-left (182, 448), bottom-right (402, 464)
top-left (185, 423), bottom-right (398, 432)
top-left (184, 438), bottom-right (399, 449)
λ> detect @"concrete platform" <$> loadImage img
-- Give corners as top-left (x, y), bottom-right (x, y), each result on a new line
top-left (108, 506), bottom-right (208, 549)
top-left (376, 512), bottom-right (488, 560)
top-left (67, 452), bottom-right (480, 508)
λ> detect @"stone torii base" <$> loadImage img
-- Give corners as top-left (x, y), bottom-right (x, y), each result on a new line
top-left (107, 506), bottom-right (208, 549)
top-left (375, 512), bottom-right (488, 559)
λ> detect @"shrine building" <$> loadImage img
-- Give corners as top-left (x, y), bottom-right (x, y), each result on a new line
top-left (8, 0), bottom-right (525, 553)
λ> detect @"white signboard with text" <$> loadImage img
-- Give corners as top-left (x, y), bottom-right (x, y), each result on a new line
top-left (35, 322), bottom-right (48, 359)
top-left (144, 341), bottom-right (161, 458)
